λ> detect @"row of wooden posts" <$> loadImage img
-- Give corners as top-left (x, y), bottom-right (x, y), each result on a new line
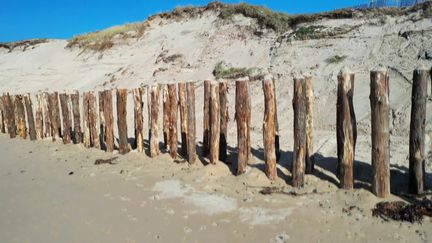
top-left (0, 68), bottom-right (430, 198)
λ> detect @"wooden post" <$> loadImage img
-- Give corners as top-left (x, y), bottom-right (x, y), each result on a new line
top-left (99, 91), bottom-right (106, 150)
top-left (178, 82), bottom-right (188, 157)
top-left (370, 69), bottom-right (390, 197)
top-left (168, 84), bottom-right (178, 159)
top-left (82, 92), bottom-right (91, 148)
top-left (117, 89), bottom-right (129, 154)
top-left (336, 69), bottom-right (357, 190)
top-left (102, 90), bottom-right (114, 152)
top-left (149, 85), bottom-right (160, 157)
top-left (88, 92), bottom-right (100, 148)
top-left (70, 91), bottom-right (81, 144)
top-left (42, 92), bottom-right (52, 138)
top-left (49, 92), bottom-right (61, 141)
top-left (59, 93), bottom-right (72, 144)
top-left (35, 93), bottom-right (44, 140)
top-left (263, 75), bottom-right (277, 180)
top-left (305, 76), bottom-right (314, 174)
top-left (409, 68), bottom-right (429, 194)
top-left (162, 85), bottom-right (170, 150)
top-left (186, 82), bottom-right (196, 164)
top-left (271, 77), bottom-right (281, 161)
top-left (209, 82), bottom-right (220, 164)
top-left (219, 80), bottom-right (229, 162)
top-left (0, 98), bottom-right (4, 134)
top-left (24, 94), bottom-right (37, 141)
top-left (133, 87), bottom-right (144, 152)
top-left (292, 78), bottom-right (307, 187)
top-left (4, 93), bottom-right (16, 138)
top-left (15, 95), bottom-right (27, 139)
top-left (203, 80), bottom-right (211, 156)
top-left (235, 77), bottom-right (250, 175)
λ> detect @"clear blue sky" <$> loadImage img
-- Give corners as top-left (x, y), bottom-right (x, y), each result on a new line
top-left (0, 0), bottom-right (368, 42)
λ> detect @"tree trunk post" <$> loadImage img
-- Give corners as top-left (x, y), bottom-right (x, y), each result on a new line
top-left (186, 82), bottom-right (196, 164)
top-left (0, 97), bottom-right (5, 134)
top-left (209, 82), bottom-right (220, 164)
top-left (70, 91), bottom-right (81, 144)
top-left (88, 92), bottom-right (100, 148)
top-left (203, 80), bottom-right (211, 157)
top-left (370, 69), bottom-right (390, 198)
top-left (99, 91), bottom-right (106, 150)
top-left (102, 90), bottom-right (114, 152)
top-left (116, 89), bottom-right (129, 154)
top-left (235, 77), bottom-right (250, 175)
top-left (49, 92), bottom-right (61, 141)
top-left (409, 68), bottom-right (429, 194)
top-left (273, 79), bottom-right (281, 162)
top-left (263, 75), bottom-right (277, 180)
top-left (24, 94), bottom-right (37, 141)
top-left (149, 85), bottom-right (160, 157)
top-left (133, 87), bottom-right (144, 152)
top-left (35, 93), bottom-right (44, 140)
top-left (15, 95), bottom-right (27, 139)
top-left (178, 82), bottom-right (188, 157)
top-left (305, 76), bottom-right (314, 174)
top-left (82, 92), bottom-right (91, 148)
top-left (219, 80), bottom-right (229, 162)
top-left (42, 92), bottom-right (52, 138)
top-left (162, 85), bottom-right (170, 150)
top-left (59, 93), bottom-right (72, 144)
top-left (292, 77), bottom-right (307, 187)
top-left (4, 93), bottom-right (16, 138)
top-left (168, 84), bottom-right (178, 159)
top-left (336, 69), bottom-right (357, 190)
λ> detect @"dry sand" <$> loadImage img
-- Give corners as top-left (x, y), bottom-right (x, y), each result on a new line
top-left (0, 5), bottom-right (432, 243)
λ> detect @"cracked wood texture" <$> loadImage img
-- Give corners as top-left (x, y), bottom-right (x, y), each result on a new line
top-left (49, 92), bottom-right (61, 141)
top-left (149, 85), bottom-right (160, 157)
top-left (235, 77), bottom-right (251, 175)
top-left (305, 76), bottom-right (314, 174)
top-left (219, 80), bottom-right (228, 162)
top-left (202, 80), bottom-right (211, 157)
top-left (210, 83), bottom-right (220, 164)
top-left (292, 78), bottom-right (306, 187)
top-left (24, 94), bottom-right (37, 141)
top-left (370, 70), bottom-right (390, 198)
top-left (88, 92), bottom-right (100, 148)
top-left (82, 92), bottom-right (91, 148)
top-left (59, 93), bottom-right (72, 144)
top-left (263, 76), bottom-right (277, 180)
top-left (42, 92), bottom-right (51, 138)
top-left (133, 88), bottom-right (144, 153)
top-left (178, 82), bottom-right (188, 157)
top-left (99, 91), bottom-right (106, 150)
top-left (102, 90), bottom-right (114, 152)
top-left (168, 84), bottom-right (178, 159)
top-left (15, 95), bottom-right (27, 139)
top-left (162, 85), bottom-right (169, 150)
top-left (35, 93), bottom-right (44, 140)
top-left (4, 93), bottom-right (16, 138)
top-left (70, 91), bottom-right (81, 144)
top-left (336, 70), bottom-right (357, 190)
top-left (186, 82), bottom-right (196, 164)
top-left (409, 68), bottom-right (429, 194)
top-left (117, 89), bottom-right (129, 154)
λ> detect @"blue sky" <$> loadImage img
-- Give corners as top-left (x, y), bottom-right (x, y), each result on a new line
top-left (0, 0), bottom-right (368, 42)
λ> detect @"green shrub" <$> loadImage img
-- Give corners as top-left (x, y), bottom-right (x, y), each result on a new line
top-left (213, 61), bottom-right (254, 79)
top-left (325, 55), bottom-right (347, 64)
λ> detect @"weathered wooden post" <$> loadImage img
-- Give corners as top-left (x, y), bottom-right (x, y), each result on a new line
top-left (235, 77), bottom-right (251, 175)
top-left (263, 75), bottom-right (277, 180)
top-left (4, 93), bottom-right (16, 138)
top-left (59, 93), bottom-right (72, 144)
top-left (82, 92), bottom-right (91, 148)
top-left (168, 84), bottom-right (178, 159)
top-left (49, 92), bottom-right (61, 141)
top-left (35, 93), bottom-right (44, 140)
top-left (305, 75), bottom-right (314, 174)
top-left (219, 80), bottom-right (228, 162)
top-left (102, 90), bottom-right (114, 152)
top-left (209, 82), bottom-right (220, 164)
top-left (117, 89), bottom-right (129, 154)
top-left (370, 69), bottom-right (390, 197)
top-left (292, 77), bottom-right (306, 187)
top-left (149, 85), bottom-right (160, 157)
top-left (186, 82), bottom-right (196, 164)
top-left (133, 87), bottom-right (144, 152)
top-left (409, 68), bottom-right (429, 194)
top-left (70, 91), bottom-right (81, 144)
top-left (88, 92), bottom-right (100, 148)
top-left (42, 92), bottom-right (52, 138)
top-left (0, 98), bottom-right (5, 134)
top-left (178, 82), bottom-right (188, 157)
top-left (162, 85), bottom-right (170, 150)
top-left (273, 80), bottom-right (281, 162)
top-left (24, 94), bottom-right (37, 141)
top-left (99, 91), bottom-right (106, 149)
top-left (336, 69), bottom-right (357, 190)
top-left (203, 80), bottom-right (211, 156)
top-left (15, 95), bottom-right (27, 139)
